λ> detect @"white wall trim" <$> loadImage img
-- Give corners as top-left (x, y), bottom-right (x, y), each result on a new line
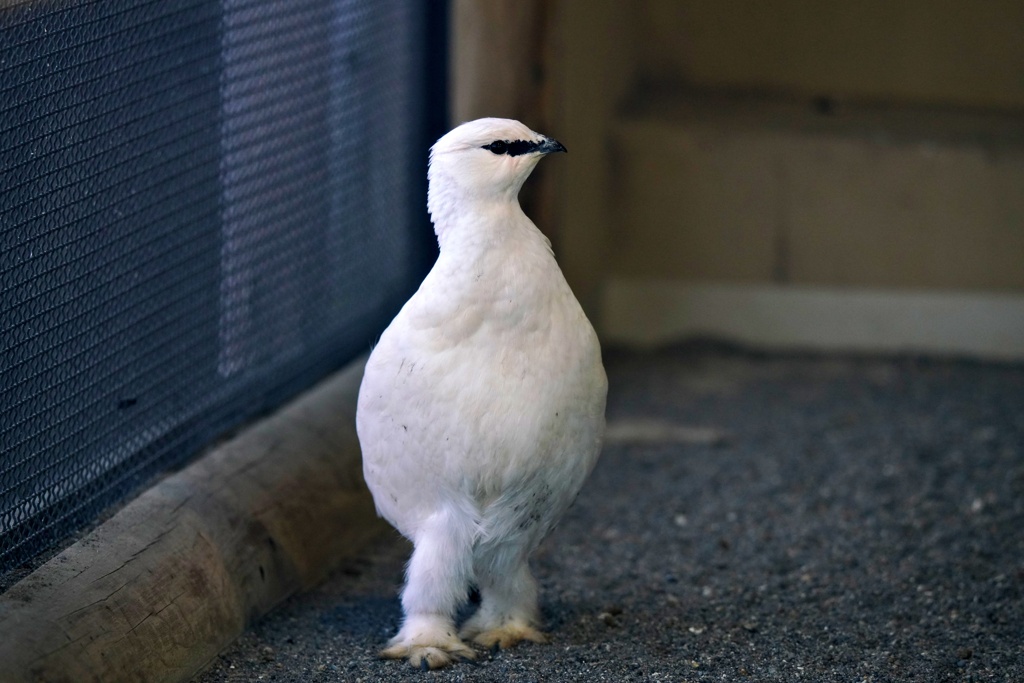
top-left (602, 279), bottom-right (1024, 360)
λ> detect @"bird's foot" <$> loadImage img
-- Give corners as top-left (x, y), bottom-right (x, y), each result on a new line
top-left (382, 644), bottom-right (475, 671)
top-left (380, 614), bottom-right (476, 670)
top-left (460, 616), bottom-right (548, 650)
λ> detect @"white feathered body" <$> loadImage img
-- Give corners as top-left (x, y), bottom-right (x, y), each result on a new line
top-left (356, 118), bottom-right (604, 668)
top-left (357, 200), bottom-right (606, 560)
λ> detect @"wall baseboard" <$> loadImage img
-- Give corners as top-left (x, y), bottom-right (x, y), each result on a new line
top-left (602, 279), bottom-right (1024, 360)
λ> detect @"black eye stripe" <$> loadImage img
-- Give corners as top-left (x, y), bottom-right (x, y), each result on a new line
top-left (483, 139), bottom-right (537, 156)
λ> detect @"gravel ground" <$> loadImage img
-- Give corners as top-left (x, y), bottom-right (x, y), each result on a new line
top-left (196, 343), bottom-right (1024, 682)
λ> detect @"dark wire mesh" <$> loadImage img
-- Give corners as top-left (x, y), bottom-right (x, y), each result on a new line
top-left (0, 0), bottom-right (443, 573)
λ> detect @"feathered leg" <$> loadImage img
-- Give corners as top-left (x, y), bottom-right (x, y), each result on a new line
top-left (459, 547), bottom-right (547, 649)
top-left (381, 507), bottom-right (477, 669)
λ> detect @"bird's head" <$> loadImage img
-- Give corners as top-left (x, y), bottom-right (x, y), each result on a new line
top-left (427, 118), bottom-right (566, 229)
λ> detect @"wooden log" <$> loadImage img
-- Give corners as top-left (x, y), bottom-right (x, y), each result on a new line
top-left (0, 358), bottom-right (386, 683)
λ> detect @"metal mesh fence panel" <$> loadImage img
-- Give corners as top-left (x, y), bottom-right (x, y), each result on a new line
top-left (0, 0), bottom-right (443, 573)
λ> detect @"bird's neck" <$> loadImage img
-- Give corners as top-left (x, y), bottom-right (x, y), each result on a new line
top-left (435, 201), bottom-right (539, 255)
top-left (428, 185), bottom-right (543, 255)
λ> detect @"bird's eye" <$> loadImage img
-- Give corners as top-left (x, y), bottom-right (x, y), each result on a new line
top-left (484, 140), bottom-right (508, 155)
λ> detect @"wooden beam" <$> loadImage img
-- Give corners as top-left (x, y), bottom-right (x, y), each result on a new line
top-left (450, 0), bottom-right (559, 245)
top-left (550, 0), bottom-right (636, 320)
top-left (450, 0), bottom-right (551, 127)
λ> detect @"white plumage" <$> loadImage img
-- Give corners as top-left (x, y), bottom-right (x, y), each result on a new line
top-left (356, 118), bottom-right (607, 669)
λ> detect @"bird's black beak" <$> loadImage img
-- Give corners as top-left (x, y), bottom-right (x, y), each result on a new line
top-left (537, 137), bottom-right (567, 155)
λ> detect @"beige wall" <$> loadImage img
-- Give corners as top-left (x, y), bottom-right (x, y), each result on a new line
top-left (550, 1), bottom-right (1024, 298)
top-left (455, 0), bottom-right (1024, 354)
top-left (633, 0), bottom-right (1024, 111)
top-left (609, 100), bottom-right (1024, 291)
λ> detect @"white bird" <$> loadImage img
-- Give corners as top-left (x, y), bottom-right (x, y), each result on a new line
top-left (356, 118), bottom-right (607, 669)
